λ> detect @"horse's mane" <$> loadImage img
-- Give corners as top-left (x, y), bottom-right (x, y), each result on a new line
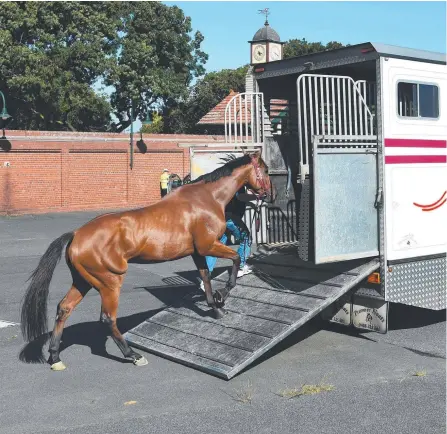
top-left (192, 154), bottom-right (251, 184)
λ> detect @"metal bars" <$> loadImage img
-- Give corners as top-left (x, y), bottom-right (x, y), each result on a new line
top-left (225, 92), bottom-right (265, 147)
top-left (296, 74), bottom-right (376, 182)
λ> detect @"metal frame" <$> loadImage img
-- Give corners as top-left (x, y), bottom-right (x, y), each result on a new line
top-left (296, 74), bottom-right (376, 183)
top-left (376, 58), bottom-right (386, 298)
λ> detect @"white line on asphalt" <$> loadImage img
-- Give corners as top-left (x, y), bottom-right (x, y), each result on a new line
top-left (0, 320), bottom-right (19, 329)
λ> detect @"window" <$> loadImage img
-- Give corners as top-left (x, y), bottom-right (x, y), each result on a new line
top-left (397, 81), bottom-right (439, 119)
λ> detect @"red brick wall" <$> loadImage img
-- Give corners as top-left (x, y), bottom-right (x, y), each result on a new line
top-left (0, 131), bottom-right (224, 215)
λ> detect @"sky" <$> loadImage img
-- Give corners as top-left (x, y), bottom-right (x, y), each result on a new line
top-left (121, 0), bottom-right (446, 132)
top-left (167, 1), bottom-right (446, 73)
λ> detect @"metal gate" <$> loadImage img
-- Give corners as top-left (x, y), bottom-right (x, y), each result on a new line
top-left (296, 74), bottom-right (379, 264)
top-left (224, 92), bottom-right (265, 147)
top-left (296, 74), bottom-right (376, 182)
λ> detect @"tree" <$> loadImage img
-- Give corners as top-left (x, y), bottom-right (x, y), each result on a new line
top-left (105, 2), bottom-right (207, 132)
top-left (164, 65), bottom-right (249, 134)
top-left (0, 2), bottom-right (120, 131)
top-left (0, 2), bottom-right (207, 132)
top-left (283, 38), bottom-right (347, 59)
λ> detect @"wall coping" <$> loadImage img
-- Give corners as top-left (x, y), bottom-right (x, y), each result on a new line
top-left (3, 130), bottom-right (225, 143)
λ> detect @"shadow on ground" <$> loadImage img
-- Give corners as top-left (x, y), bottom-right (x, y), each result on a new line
top-left (18, 309), bottom-right (166, 365)
top-left (18, 267), bottom-right (230, 367)
top-left (387, 303), bottom-right (446, 330)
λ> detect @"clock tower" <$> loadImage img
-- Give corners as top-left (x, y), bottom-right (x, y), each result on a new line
top-left (249, 11), bottom-right (284, 65)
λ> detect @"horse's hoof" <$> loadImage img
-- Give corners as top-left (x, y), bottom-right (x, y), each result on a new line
top-left (214, 288), bottom-right (230, 305)
top-left (133, 356), bottom-right (148, 367)
top-left (213, 307), bottom-right (227, 319)
top-left (50, 361), bottom-right (66, 371)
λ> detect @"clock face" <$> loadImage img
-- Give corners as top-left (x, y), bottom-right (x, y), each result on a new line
top-left (253, 44), bottom-right (266, 62)
top-left (269, 44), bottom-right (281, 61)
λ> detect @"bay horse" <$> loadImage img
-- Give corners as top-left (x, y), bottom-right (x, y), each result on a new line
top-left (20, 151), bottom-right (273, 371)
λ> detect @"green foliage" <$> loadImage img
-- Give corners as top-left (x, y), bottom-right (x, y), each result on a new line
top-left (0, 1), bottom-right (347, 133)
top-left (0, 2), bottom-right (119, 131)
top-left (140, 112), bottom-right (164, 134)
top-left (0, 1), bottom-right (207, 131)
top-left (164, 65), bottom-right (249, 134)
top-left (283, 38), bottom-right (347, 59)
top-left (106, 2), bottom-right (207, 132)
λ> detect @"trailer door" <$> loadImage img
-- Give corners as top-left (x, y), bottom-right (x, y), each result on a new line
top-left (296, 74), bottom-right (379, 264)
top-left (312, 135), bottom-right (379, 264)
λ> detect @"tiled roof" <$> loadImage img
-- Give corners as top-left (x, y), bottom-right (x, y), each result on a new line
top-left (197, 90), bottom-right (248, 125)
top-left (197, 92), bottom-right (289, 126)
top-left (269, 99), bottom-right (288, 116)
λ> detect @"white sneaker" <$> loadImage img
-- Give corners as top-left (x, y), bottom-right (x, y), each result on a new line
top-left (199, 280), bottom-right (205, 292)
top-left (237, 265), bottom-right (253, 278)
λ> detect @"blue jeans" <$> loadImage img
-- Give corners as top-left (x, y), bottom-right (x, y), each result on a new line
top-left (205, 219), bottom-right (251, 275)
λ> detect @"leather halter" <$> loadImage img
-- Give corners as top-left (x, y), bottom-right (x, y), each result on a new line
top-left (250, 156), bottom-right (271, 200)
top-left (249, 156), bottom-right (271, 232)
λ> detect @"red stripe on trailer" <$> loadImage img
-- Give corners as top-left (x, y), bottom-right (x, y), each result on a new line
top-left (414, 191), bottom-right (447, 208)
top-left (421, 199), bottom-right (447, 212)
top-left (385, 155), bottom-right (447, 164)
top-left (385, 138), bottom-right (447, 148)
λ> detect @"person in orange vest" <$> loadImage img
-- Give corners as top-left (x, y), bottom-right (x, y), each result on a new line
top-left (160, 169), bottom-right (170, 198)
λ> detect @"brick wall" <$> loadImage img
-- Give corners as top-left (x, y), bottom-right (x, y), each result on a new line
top-left (0, 130), bottom-right (224, 215)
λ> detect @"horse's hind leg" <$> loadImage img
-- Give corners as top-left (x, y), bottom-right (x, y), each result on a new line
top-left (100, 291), bottom-right (148, 367)
top-left (48, 280), bottom-right (91, 371)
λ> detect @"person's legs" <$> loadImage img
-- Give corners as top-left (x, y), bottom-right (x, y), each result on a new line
top-left (226, 220), bottom-right (253, 277)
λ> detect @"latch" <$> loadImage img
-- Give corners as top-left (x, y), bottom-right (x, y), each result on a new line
top-left (374, 188), bottom-right (383, 209)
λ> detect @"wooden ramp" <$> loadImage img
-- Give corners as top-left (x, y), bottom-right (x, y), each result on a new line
top-left (124, 251), bottom-right (379, 380)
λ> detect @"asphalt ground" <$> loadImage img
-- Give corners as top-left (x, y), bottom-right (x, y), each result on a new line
top-left (0, 211), bottom-right (445, 434)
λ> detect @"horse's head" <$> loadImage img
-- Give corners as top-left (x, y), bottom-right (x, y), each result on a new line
top-left (245, 150), bottom-right (275, 203)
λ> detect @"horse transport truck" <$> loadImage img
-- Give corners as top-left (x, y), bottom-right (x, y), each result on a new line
top-left (124, 42), bottom-right (446, 380)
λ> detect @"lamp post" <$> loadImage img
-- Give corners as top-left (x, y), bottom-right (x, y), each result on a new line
top-left (136, 111), bottom-right (152, 155)
top-left (129, 100), bottom-right (135, 169)
top-left (0, 90), bottom-right (12, 136)
top-left (130, 105), bottom-right (153, 168)
top-left (142, 111), bottom-right (153, 128)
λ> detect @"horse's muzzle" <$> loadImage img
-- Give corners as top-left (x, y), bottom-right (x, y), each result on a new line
top-left (263, 182), bottom-right (276, 204)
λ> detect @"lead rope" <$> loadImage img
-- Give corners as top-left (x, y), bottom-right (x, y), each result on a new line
top-left (249, 196), bottom-right (263, 233)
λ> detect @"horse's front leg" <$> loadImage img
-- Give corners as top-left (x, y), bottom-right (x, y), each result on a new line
top-left (202, 240), bottom-right (241, 305)
top-left (191, 253), bottom-right (227, 319)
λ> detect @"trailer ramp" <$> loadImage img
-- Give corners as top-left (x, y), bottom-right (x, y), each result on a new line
top-left (124, 252), bottom-right (379, 380)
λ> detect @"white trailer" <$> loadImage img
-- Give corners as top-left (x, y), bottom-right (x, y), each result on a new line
top-left (125, 43), bottom-right (446, 379)
top-left (253, 42), bottom-right (446, 316)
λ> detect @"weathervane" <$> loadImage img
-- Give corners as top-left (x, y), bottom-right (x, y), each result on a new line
top-left (258, 8), bottom-right (270, 26)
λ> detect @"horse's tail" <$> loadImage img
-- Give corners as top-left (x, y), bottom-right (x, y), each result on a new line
top-left (20, 232), bottom-right (74, 342)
